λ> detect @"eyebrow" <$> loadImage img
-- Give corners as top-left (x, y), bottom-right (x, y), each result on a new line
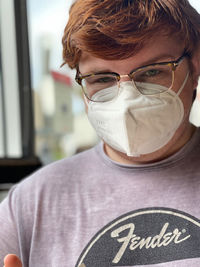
top-left (80, 53), bottom-right (179, 75)
top-left (139, 53), bottom-right (177, 66)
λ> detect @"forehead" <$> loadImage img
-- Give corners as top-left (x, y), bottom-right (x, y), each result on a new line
top-left (79, 34), bottom-right (184, 74)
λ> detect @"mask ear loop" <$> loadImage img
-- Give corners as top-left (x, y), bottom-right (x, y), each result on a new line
top-left (83, 93), bottom-right (90, 107)
top-left (189, 77), bottom-right (200, 127)
top-left (177, 72), bottom-right (190, 96)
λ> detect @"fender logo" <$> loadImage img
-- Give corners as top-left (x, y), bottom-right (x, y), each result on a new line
top-left (111, 222), bottom-right (191, 264)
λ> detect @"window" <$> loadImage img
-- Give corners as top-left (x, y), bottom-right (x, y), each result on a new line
top-left (0, 0), bottom-right (41, 183)
top-left (0, 0), bottom-right (98, 183)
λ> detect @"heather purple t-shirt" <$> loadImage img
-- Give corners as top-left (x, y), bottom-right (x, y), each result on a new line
top-left (0, 129), bottom-right (200, 266)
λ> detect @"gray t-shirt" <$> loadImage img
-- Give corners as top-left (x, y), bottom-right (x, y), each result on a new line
top-left (0, 129), bottom-right (200, 267)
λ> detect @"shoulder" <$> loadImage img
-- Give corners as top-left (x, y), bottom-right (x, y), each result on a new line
top-left (14, 146), bottom-right (99, 192)
top-left (0, 147), bottom-right (103, 223)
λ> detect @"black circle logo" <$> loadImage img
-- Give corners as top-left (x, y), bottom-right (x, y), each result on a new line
top-left (76, 207), bottom-right (200, 266)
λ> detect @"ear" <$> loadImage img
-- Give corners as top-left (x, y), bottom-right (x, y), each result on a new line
top-left (190, 43), bottom-right (200, 89)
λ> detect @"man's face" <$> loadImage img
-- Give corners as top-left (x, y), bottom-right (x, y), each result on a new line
top-left (79, 34), bottom-right (198, 164)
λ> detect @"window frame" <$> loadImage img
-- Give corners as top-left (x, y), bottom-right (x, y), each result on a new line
top-left (0, 0), bottom-right (41, 183)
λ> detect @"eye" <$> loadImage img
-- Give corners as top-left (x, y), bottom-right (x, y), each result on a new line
top-left (82, 74), bottom-right (118, 93)
top-left (89, 76), bottom-right (116, 84)
top-left (133, 65), bottom-right (171, 84)
top-left (144, 69), bottom-right (160, 77)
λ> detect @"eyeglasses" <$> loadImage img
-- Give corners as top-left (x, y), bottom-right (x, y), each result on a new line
top-left (75, 52), bottom-right (189, 102)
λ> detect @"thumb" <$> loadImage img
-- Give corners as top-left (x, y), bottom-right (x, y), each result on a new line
top-left (4, 254), bottom-right (22, 267)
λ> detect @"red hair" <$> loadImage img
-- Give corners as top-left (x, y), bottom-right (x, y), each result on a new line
top-left (62, 0), bottom-right (200, 69)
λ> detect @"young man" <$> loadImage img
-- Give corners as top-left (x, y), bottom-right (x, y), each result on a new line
top-left (2, 0), bottom-right (200, 266)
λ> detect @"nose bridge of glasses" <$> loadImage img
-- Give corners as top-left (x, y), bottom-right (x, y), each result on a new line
top-left (119, 74), bottom-right (132, 82)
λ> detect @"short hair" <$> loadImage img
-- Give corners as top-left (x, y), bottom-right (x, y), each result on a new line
top-left (62, 0), bottom-right (200, 69)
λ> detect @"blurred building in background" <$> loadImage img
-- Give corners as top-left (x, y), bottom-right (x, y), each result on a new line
top-left (27, 1), bottom-right (98, 164)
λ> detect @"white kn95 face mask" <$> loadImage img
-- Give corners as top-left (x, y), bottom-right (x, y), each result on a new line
top-left (87, 73), bottom-right (189, 157)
